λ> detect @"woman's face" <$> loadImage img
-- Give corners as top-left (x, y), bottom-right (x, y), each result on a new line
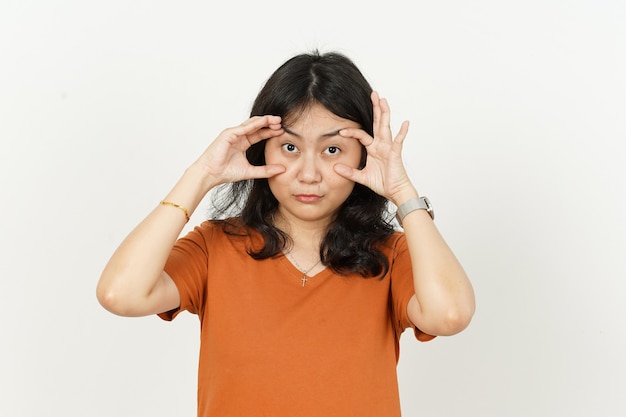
top-left (264, 103), bottom-right (364, 228)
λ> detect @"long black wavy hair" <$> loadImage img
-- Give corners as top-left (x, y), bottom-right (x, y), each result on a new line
top-left (211, 51), bottom-right (396, 278)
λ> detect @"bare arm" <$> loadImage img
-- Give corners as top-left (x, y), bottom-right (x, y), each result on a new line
top-left (96, 116), bottom-right (286, 317)
top-left (334, 92), bottom-right (475, 336)
top-left (96, 167), bottom-right (209, 317)
top-left (392, 188), bottom-right (475, 336)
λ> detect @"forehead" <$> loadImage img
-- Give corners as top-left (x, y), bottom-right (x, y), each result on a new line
top-left (283, 102), bottom-right (359, 131)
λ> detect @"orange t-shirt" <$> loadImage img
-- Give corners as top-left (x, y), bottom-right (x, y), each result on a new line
top-left (160, 221), bottom-right (433, 417)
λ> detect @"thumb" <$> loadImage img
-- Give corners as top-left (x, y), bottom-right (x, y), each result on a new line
top-left (254, 164), bottom-right (286, 179)
top-left (334, 163), bottom-right (364, 183)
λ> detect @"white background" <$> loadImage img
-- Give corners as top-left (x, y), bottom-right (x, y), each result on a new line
top-left (1, 1), bottom-right (625, 416)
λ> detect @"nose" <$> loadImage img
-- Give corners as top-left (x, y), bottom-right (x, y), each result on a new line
top-left (296, 153), bottom-right (321, 184)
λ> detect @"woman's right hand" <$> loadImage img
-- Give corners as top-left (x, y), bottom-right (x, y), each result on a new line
top-left (192, 115), bottom-right (286, 190)
top-left (96, 115), bottom-right (286, 317)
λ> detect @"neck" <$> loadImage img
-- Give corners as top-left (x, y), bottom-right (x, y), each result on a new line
top-left (273, 211), bottom-right (328, 252)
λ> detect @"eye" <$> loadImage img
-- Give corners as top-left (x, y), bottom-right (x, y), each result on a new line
top-left (324, 146), bottom-right (340, 155)
top-left (281, 143), bottom-right (299, 153)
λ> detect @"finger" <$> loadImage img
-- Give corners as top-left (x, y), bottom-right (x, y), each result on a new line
top-left (246, 164), bottom-right (286, 180)
top-left (228, 116), bottom-right (284, 145)
top-left (339, 128), bottom-right (374, 147)
top-left (246, 125), bottom-right (285, 145)
top-left (241, 115), bottom-right (282, 129)
top-left (371, 91), bottom-right (382, 134)
top-left (372, 91), bottom-right (394, 142)
top-left (394, 120), bottom-right (410, 145)
top-left (235, 115), bottom-right (282, 136)
top-left (378, 98), bottom-right (391, 133)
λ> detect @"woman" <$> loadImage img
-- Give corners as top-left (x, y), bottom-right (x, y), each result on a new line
top-left (97, 51), bottom-right (475, 416)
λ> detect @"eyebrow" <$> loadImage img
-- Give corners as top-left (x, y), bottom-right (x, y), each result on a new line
top-left (282, 126), bottom-right (343, 139)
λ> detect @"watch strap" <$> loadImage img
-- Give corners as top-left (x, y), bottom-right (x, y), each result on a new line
top-left (395, 196), bottom-right (434, 225)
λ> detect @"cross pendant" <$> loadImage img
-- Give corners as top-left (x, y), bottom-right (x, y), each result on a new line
top-left (301, 275), bottom-right (307, 287)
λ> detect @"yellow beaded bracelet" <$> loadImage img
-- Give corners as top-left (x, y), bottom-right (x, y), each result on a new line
top-left (159, 201), bottom-right (190, 222)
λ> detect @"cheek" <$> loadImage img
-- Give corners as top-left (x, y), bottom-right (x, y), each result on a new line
top-left (358, 146), bottom-right (367, 169)
top-left (333, 180), bottom-right (356, 204)
top-left (266, 165), bottom-right (293, 197)
top-left (263, 140), bottom-right (279, 164)
top-left (342, 143), bottom-right (365, 168)
top-left (327, 168), bottom-right (357, 192)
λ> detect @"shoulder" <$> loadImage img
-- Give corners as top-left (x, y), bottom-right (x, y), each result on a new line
top-left (378, 231), bottom-right (407, 255)
top-left (184, 218), bottom-right (253, 240)
top-left (181, 218), bottom-right (264, 253)
top-left (173, 219), bottom-right (239, 252)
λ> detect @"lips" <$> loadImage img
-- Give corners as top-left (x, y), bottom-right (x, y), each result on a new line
top-left (294, 194), bottom-right (322, 203)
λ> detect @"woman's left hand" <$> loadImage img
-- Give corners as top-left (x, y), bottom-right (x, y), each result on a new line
top-left (334, 91), bottom-right (415, 204)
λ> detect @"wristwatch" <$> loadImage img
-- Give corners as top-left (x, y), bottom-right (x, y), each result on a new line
top-left (395, 196), bottom-right (434, 225)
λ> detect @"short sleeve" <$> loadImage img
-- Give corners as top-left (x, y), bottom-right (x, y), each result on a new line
top-left (388, 233), bottom-right (436, 342)
top-left (157, 221), bottom-right (213, 321)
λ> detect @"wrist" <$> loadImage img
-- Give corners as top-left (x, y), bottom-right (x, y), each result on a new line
top-left (162, 166), bottom-right (215, 214)
top-left (389, 185), bottom-right (419, 208)
top-left (186, 163), bottom-right (222, 193)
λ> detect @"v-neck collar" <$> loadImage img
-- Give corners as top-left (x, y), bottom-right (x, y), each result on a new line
top-left (278, 255), bottom-right (332, 288)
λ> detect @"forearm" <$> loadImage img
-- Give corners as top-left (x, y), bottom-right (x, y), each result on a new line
top-left (392, 188), bottom-right (475, 336)
top-left (96, 164), bottom-right (215, 313)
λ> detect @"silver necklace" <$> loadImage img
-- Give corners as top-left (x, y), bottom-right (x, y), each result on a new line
top-left (285, 252), bottom-right (322, 287)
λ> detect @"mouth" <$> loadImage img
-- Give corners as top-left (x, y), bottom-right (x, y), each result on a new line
top-left (294, 194), bottom-right (322, 203)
